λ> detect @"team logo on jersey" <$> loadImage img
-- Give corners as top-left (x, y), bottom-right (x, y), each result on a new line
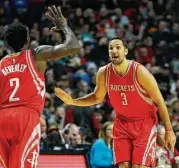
top-left (27, 149), bottom-right (39, 168)
top-left (110, 84), bottom-right (135, 92)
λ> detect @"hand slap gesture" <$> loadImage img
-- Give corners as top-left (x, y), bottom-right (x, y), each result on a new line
top-left (45, 6), bottom-right (67, 31)
top-left (54, 87), bottom-right (73, 105)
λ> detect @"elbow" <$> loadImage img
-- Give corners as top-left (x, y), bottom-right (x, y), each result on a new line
top-left (153, 96), bottom-right (164, 106)
top-left (71, 46), bottom-right (81, 55)
top-left (94, 93), bottom-right (104, 105)
top-left (73, 45), bottom-right (81, 53)
top-left (72, 40), bottom-right (81, 51)
top-left (95, 98), bottom-right (103, 105)
top-left (67, 37), bottom-right (81, 51)
top-left (67, 42), bottom-right (81, 54)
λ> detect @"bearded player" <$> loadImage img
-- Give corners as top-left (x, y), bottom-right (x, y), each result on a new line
top-left (54, 37), bottom-right (176, 168)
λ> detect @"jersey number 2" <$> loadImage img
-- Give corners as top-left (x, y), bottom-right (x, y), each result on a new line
top-left (121, 93), bottom-right (128, 105)
top-left (9, 78), bottom-right (20, 102)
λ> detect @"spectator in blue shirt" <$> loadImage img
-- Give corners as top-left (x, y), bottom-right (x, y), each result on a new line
top-left (90, 121), bottom-right (114, 168)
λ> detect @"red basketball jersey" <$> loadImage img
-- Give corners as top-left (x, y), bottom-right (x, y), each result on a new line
top-left (105, 61), bottom-right (158, 121)
top-left (0, 50), bottom-right (45, 115)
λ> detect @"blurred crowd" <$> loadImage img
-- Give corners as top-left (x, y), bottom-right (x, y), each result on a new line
top-left (1, 0), bottom-right (179, 167)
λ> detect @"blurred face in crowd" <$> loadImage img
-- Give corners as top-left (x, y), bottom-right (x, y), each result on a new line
top-left (114, 8), bottom-right (122, 17)
top-left (76, 8), bottom-right (82, 17)
top-left (44, 98), bottom-right (51, 108)
top-left (158, 21), bottom-right (167, 31)
top-left (71, 134), bottom-right (82, 147)
top-left (78, 81), bottom-right (88, 92)
top-left (144, 36), bottom-right (153, 47)
top-left (51, 32), bottom-right (62, 43)
top-left (40, 118), bottom-right (47, 135)
top-left (70, 124), bottom-right (80, 136)
top-left (63, 124), bottom-right (80, 144)
top-left (42, 27), bottom-right (50, 36)
top-left (173, 22), bottom-right (179, 33)
top-left (105, 123), bottom-right (113, 139)
top-left (55, 107), bottom-right (65, 119)
top-left (173, 101), bottom-right (179, 112)
top-left (33, 22), bottom-right (39, 30)
top-left (94, 111), bottom-right (103, 122)
top-left (128, 24), bottom-right (134, 32)
top-left (108, 39), bottom-right (128, 65)
top-left (158, 0), bottom-right (164, 5)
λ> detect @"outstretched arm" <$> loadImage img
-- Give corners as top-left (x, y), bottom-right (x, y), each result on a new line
top-left (34, 6), bottom-right (80, 61)
top-left (137, 65), bottom-right (176, 152)
top-left (54, 66), bottom-right (107, 106)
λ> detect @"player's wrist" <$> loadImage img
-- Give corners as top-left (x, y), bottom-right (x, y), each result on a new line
top-left (55, 21), bottom-right (67, 30)
top-left (60, 24), bottom-right (69, 32)
top-left (165, 128), bottom-right (173, 132)
top-left (164, 123), bottom-right (173, 132)
top-left (70, 99), bottom-right (75, 106)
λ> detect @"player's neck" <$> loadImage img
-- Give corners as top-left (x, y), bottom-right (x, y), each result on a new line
top-left (9, 52), bottom-right (21, 57)
top-left (20, 46), bottom-right (28, 51)
top-left (113, 59), bottom-right (129, 76)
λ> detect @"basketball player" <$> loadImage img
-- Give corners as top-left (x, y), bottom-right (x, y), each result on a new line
top-left (54, 37), bottom-right (176, 168)
top-left (0, 6), bottom-right (80, 168)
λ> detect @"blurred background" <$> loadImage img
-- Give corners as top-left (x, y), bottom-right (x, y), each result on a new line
top-left (1, 0), bottom-right (179, 167)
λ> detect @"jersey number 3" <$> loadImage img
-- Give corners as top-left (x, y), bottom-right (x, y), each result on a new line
top-left (9, 78), bottom-right (20, 102)
top-left (121, 93), bottom-right (128, 105)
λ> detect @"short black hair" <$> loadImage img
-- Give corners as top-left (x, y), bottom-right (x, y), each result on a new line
top-left (109, 36), bottom-right (128, 49)
top-left (4, 22), bottom-right (28, 52)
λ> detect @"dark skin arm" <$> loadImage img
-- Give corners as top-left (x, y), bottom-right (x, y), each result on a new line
top-left (33, 6), bottom-right (81, 73)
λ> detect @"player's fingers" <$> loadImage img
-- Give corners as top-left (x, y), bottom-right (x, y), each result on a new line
top-left (54, 88), bottom-right (62, 96)
top-left (166, 141), bottom-right (174, 153)
top-left (52, 5), bottom-right (60, 18)
top-left (170, 144), bottom-right (174, 153)
top-left (54, 90), bottom-right (63, 97)
top-left (172, 139), bottom-right (176, 151)
top-left (53, 6), bottom-right (62, 17)
top-left (48, 6), bottom-right (58, 20)
top-left (54, 91), bottom-right (66, 101)
top-left (50, 27), bottom-right (60, 32)
top-left (54, 93), bottom-right (69, 103)
top-left (54, 87), bottom-right (63, 93)
top-left (171, 146), bottom-right (174, 153)
top-left (165, 140), bottom-right (169, 148)
top-left (47, 7), bottom-right (54, 16)
top-left (54, 92), bottom-right (60, 98)
top-left (57, 6), bottom-right (62, 17)
top-left (173, 137), bottom-right (176, 144)
top-left (54, 88), bottom-right (67, 96)
top-left (45, 13), bottom-right (55, 23)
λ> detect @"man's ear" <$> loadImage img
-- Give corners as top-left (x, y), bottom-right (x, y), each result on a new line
top-left (125, 48), bottom-right (128, 56)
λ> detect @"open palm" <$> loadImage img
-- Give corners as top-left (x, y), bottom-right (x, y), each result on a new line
top-left (45, 6), bottom-right (67, 31)
top-left (54, 87), bottom-right (73, 105)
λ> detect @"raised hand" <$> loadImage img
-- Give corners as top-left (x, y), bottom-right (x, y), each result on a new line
top-left (45, 6), bottom-right (67, 31)
top-left (54, 87), bottom-right (74, 105)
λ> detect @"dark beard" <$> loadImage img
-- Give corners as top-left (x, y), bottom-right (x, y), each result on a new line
top-left (110, 58), bottom-right (124, 65)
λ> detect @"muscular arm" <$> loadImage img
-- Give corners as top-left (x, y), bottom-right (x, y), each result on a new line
top-left (34, 25), bottom-right (80, 61)
top-left (31, 6), bottom-right (81, 73)
top-left (137, 65), bottom-right (172, 130)
top-left (71, 67), bottom-right (107, 106)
